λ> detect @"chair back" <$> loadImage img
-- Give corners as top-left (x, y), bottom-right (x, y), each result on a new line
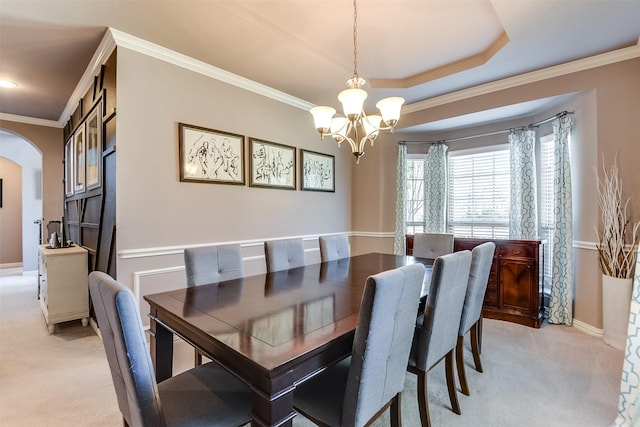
top-left (264, 238), bottom-right (305, 272)
top-left (413, 233), bottom-right (454, 259)
top-left (343, 263), bottom-right (425, 426)
top-left (413, 250), bottom-right (472, 370)
top-left (184, 244), bottom-right (244, 286)
top-left (319, 234), bottom-right (351, 262)
top-left (89, 271), bottom-right (164, 427)
top-left (459, 242), bottom-right (496, 336)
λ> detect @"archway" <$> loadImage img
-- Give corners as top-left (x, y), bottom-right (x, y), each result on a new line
top-left (0, 130), bottom-right (43, 272)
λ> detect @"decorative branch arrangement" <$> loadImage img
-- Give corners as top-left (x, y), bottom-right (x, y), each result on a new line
top-left (595, 156), bottom-right (639, 279)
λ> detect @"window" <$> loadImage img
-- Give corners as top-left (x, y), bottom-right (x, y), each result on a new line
top-left (539, 134), bottom-right (555, 295)
top-left (447, 147), bottom-right (510, 238)
top-left (405, 158), bottom-right (426, 234)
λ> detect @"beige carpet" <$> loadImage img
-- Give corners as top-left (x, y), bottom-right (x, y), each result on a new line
top-left (0, 272), bottom-right (624, 426)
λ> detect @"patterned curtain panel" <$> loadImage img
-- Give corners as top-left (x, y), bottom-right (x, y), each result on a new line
top-left (423, 144), bottom-right (448, 232)
top-left (509, 128), bottom-right (538, 239)
top-left (548, 115), bottom-right (573, 325)
top-left (393, 145), bottom-right (407, 255)
top-left (613, 255), bottom-right (640, 426)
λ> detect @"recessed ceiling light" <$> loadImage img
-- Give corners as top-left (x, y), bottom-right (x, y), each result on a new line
top-left (0, 80), bottom-right (18, 88)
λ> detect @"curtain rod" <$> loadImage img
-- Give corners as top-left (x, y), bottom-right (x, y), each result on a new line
top-left (398, 110), bottom-right (573, 145)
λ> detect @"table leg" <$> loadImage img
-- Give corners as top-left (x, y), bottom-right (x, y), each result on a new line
top-left (250, 385), bottom-right (296, 427)
top-left (148, 309), bottom-right (173, 382)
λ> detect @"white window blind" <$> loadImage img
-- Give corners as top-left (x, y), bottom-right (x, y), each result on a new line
top-left (539, 134), bottom-right (555, 294)
top-left (447, 147), bottom-right (510, 238)
top-left (405, 158), bottom-right (426, 234)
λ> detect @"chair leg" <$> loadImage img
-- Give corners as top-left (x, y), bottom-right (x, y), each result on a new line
top-left (417, 370), bottom-right (431, 427)
top-left (194, 348), bottom-right (202, 366)
top-left (478, 316), bottom-right (483, 354)
top-left (456, 335), bottom-right (470, 396)
top-left (390, 393), bottom-right (401, 427)
top-left (470, 322), bottom-right (483, 373)
top-left (445, 350), bottom-right (461, 415)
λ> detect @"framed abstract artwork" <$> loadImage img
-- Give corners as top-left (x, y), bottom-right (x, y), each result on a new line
top-left (179, 123), bottom-right (245, 185)
top-left (64, 138), bottom-right (74, 196)
top-left (300, 149), bottom-right (335, 192)
top-left (74, 125), bottom-right (85, 194)
top-left (249, 138), bottom-right (296, 190)
top-left (85, 101), bottom-right (102, 190)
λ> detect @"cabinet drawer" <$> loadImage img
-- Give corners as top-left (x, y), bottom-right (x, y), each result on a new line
top-left (497, 244), bottom-right (534, 258)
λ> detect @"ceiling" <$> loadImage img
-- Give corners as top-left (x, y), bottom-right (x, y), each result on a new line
top-left (1, 0), bottom-right (639, 131)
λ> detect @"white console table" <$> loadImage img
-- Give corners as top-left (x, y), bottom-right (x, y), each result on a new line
top-left (38, 244), bottom-right (89, 333)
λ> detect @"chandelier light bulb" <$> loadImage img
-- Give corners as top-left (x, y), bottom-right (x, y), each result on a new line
top-left (338, 88), bottom-right (367, 121)
top-left (362, 114), bottom-right (382, 140)
top-left (331, 117), bottom-right (349, 145)
top-left (310, 106), bottom-right (336, 137)
top-left (376, 97), bottom-right (405, 128)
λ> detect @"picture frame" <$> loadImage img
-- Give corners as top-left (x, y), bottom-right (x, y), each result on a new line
top-left (85, 101), bottom-right (102, 190)
top-left (74, 125), bottom-right (85, 194)
top-left (179, 123), bottom-right (245, 185)
top-left (64, 137), bottom-right (74, 196)
top-left (301, 149), bottom-right (335, 192)
top-left (249, 138), bottom-right (296, 190)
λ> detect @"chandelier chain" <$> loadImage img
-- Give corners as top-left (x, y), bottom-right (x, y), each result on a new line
top-left (352, 0), bottom-right (358, 79)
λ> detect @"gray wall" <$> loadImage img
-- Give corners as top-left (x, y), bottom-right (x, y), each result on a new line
top-left (114, 47), bottom-right (352, 318)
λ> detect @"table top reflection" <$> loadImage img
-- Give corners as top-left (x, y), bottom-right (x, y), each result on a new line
top-left (144, 252), bottom-right (433, 427)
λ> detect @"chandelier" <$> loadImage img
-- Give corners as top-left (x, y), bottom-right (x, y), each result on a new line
top-left (310, 0), bottom-right (404, 163)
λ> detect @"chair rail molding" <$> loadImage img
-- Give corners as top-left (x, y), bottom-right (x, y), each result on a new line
top-left (118, 233), bottom-right (348, 260)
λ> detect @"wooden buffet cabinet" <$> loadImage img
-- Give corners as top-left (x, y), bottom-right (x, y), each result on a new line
top-left (406, 236), bottom-right (544, 328)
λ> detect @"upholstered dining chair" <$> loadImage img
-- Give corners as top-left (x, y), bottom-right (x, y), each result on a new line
top-left (319, 234), bottom-right (351, 262)
top-left (412, 233), bottom-right (454, 259)
top-left (184, 243), bottom-right (244, 365)
top-left (456, 242), bottom-right (495, 396)
top-left (184, 243), bottom-right (244, 287)
top-left (89, 271), bottom-right (252, 427)
top-left (407, 250), bottom-right (472, 427)
top-left (264, 238), bottom-right (305, 272)
top-left (293, 263), bottom-right (426, 427)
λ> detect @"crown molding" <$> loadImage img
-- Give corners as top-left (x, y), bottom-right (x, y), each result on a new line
top-left (0, 113), bottom-right (62, 128)
top-left (57, 29), bottom-right (117, 126)
top-left (108, 28), bottom-right (314, 112)
top-left (403, 42), bottom-right (640, 114)
top-left (372, 31), bottom-right (510, 89)
top-left (54, 29), bottom-right (639, 128)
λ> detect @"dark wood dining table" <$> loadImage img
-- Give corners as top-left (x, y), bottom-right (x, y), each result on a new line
top-left (144, 252), bottom-right (433, 427)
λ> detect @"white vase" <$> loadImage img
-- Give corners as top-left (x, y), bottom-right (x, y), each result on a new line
top-left (602, 274), bottom-right (632, 350)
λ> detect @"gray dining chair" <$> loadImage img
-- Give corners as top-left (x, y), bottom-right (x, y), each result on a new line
top-left (413, 233), bottom-right (454, 259)
top-left (293, 263), bottom-right (425, 427)
top-left (319, 234), bottom-right (351, 262)
top-left (89, 271), bottom-right (252, 427)
top-left (184, 243), bottom-right (244, 287)
top-left (456, 242), bottom-right (495, 396)
top-left (264, 238), bottom-right (305, 272)
top-left (184, 243), bottom-right (244, 365)
top-left (407, 250), bottom-right (472, 427)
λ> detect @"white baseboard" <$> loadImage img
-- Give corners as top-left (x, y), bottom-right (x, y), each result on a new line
top-left (572, 318), bottom-right (603, 337)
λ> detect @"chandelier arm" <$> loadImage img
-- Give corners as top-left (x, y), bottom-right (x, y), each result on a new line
top-left (345, 136), bottom-right (358, 155)
top-left (359, 135), bottom-right (369, 154)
